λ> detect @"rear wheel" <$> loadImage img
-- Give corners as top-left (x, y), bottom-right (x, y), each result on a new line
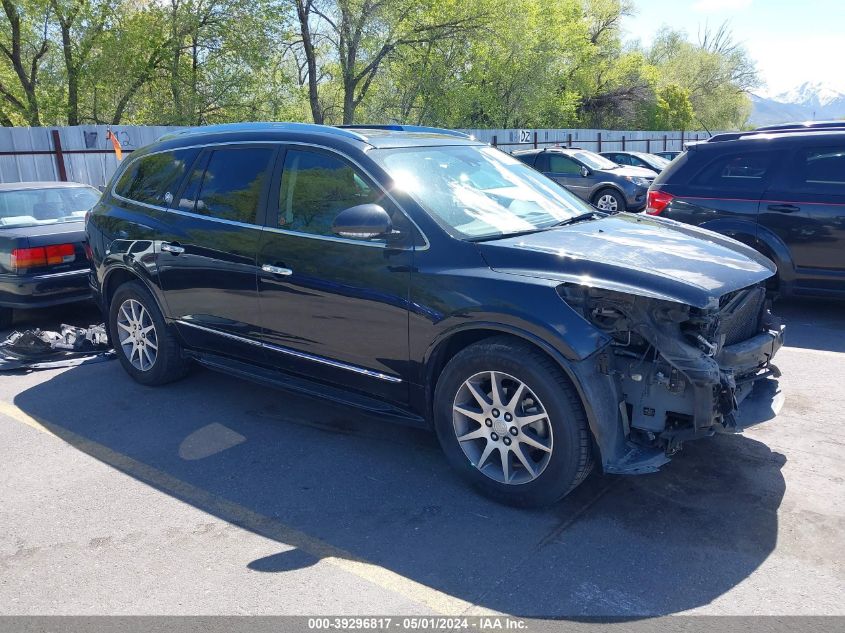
top-left (593, 188), bottom-right (625, 213)
top-left (109, 281), bottom-right (189, 386)
top-left (434, 336), bottom-right (594, 507)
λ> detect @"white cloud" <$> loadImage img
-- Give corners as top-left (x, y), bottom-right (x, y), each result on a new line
top-left (692, 0), bottom-right (753, 12)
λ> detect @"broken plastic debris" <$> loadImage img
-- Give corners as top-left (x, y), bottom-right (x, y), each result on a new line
top-left (0, 323), bottom-right (114, 371)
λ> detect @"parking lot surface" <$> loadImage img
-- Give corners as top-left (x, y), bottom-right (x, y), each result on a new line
top-left (1, 300), bottom-right (843, 616)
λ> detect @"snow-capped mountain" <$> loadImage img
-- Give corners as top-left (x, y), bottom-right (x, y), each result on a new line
top-left (750, 81), bottom-right (845, 126)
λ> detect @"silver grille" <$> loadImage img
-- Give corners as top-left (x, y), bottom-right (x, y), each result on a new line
top-left (719, 286), bottom-right (766, 345)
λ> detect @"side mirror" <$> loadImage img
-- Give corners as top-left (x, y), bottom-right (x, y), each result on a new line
top-left (332, 203), bottom-right (392, 240)
top-left (98, 185), bottom-right (106, 193)
top-left (580, 166), bottom-right (591, 178)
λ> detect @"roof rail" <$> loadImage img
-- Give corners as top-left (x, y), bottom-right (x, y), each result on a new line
top-left (755, 120), bottom-right (845, 131)
top-left (707, 127), bottom-right (845, 143)
top-left (158, 122), bottom-right (368, 142)
top-left (336, 124), bottom-right (473, 139)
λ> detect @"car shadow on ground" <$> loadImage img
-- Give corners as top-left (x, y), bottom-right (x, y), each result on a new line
top-left (14, 360), bottom-right (786, 617)
top-left (774, 298), bottom-right (845, 353)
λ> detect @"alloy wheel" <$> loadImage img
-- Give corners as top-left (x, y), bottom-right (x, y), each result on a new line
top-left (452, 370), bottom-right (554, 485)
top-left (116, 298), bottom-right (158, 371)
top-left (595, 194), bottom-right (618, 212)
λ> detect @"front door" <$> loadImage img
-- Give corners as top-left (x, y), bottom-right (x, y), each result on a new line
top-left (760, 143), bottom-right (845, 295)
top-left (156, 143), bottom-right (277, 359)
top-left (255, 146), bottom-right (414, 403)
top-left (543, 153), bottom-right (593, 201)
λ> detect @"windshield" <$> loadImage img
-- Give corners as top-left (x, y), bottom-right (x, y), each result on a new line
top-left (0, 186), bottom-right (100, 229)
top-left (370, 145), bottom-right (594, 240)
top-left (634, 152), bottom-right (670, 169)
top-left (570, 150), bottom-right (619, 171)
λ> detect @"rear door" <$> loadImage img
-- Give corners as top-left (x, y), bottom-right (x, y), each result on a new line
top-left (255, 146), bottom-right (414, 403)
top-left (155, 143), bottom-right (277, 359)
top-left (760, 143), bottom-right (845, 294)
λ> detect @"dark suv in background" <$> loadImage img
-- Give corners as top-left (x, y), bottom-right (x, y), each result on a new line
top-left (646, 129), bottom-right (845, 299)
top-left (87, 123), bottom-right (783, 506)
top-left (514, 147), bottom-right (656, 212)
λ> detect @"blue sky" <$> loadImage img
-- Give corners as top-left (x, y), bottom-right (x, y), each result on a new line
top-left (623, 0), bottom-right (844, 96)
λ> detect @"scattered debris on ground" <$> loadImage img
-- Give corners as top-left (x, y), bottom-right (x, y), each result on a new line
top-left (0, 323), bottom-right (113, 371)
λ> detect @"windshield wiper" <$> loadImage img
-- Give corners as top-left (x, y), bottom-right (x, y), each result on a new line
top-left (551, 211), bottom-right (604, 227)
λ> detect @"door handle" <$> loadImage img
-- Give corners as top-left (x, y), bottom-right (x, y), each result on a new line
top-left (767, 204), bottom-right (799, 213)
top-left (261, 264), bottom-right (293, 276)
top-left (161, 242), bottom-right (185, 254)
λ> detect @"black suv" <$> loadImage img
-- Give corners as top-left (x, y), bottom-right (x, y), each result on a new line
top-left (646, 129), bottom-right (845, 299)
top-left (87, 123), bottom-right (784, 506)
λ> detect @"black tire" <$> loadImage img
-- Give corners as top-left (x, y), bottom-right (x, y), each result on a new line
top-left (108, 280), bottom-right (189, 386)
top-left (592, 188), bottom-right (626, 213)
top-left (0, 307), bottom-right (12, 330)
top-left (433, 336), bottom-right (594, 507)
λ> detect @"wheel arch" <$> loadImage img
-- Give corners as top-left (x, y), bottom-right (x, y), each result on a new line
top-left (589, 183), bottom-right (626, 204)
top-left (423, 324), bottom-right (626, 468)
top-left (102, 265), bottom-right (168, 319)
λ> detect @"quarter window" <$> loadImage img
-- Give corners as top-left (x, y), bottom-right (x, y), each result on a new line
top-left (692, 153), bottom-right (772, 192)
top-left (188, 147), bottom-right (274, 224)
top-left (114, 149), bottom-right (198, 206)
top-left (277, 149), bottom-right (382, 237)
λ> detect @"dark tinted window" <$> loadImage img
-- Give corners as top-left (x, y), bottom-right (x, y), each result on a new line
top-left (277, 149), bottom-right (382, 237)
top-left (692, 152), bottom-right (773, 192)
top-left (514, 153), bottom-right (536, 167)
top-left (549, 155), bottom-right (582, 175)
top-left (188, 147), bottom-right (274, 223)
top-left (792, 146), bottom-right (845, 193)
top-left (115, 149), bottom-right (198, 206)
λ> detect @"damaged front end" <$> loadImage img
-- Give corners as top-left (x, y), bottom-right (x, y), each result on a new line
top-left (559, 282), bottom-right (784, 468)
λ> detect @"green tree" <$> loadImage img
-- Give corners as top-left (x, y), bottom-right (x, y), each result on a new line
top-left (654, 83), bottom-right (693, 130)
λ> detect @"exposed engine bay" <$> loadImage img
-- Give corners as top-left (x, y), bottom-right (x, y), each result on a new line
top-left (559, 282), bottom-right (784, 457)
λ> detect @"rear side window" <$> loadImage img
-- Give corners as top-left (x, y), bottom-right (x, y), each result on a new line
top-left (186, 147), bottom-right (275, 224)
top-left (691, 152), bottom-right (773, 192)
top-left (792, 145), bottom-right (845, 194)
top-left (114, 149), bottom-right (198, 206)
top-left (277, 149), bottom-right (382, 237)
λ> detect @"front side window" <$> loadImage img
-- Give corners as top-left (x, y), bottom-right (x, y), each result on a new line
top-left (0, 186), bottom-right (100, 228)
top-left (569, 151), bottom-right (619, 171)
top-left (793, 146), bottom-right (845, 193)
top-left (370, 144), bottom-right (592, 240)
top-left (114, 149), bottom-right (198, 206)
top-left (277, 149), bottom-right (382, 237)
top-left (189, 147), bottom-right (274, 223)
top-left (549, 155), bottom-right (582, 175)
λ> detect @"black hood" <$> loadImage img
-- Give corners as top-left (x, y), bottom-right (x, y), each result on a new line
top-left (476, 213), bottom-right (775, 309)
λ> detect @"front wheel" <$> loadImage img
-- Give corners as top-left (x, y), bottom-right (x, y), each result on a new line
top-left (593, 188), bottom-right (626, 213)
top-left (434, 336), bottom-right (594, 507)
top-left (109, 281), bottom-right (189, 386)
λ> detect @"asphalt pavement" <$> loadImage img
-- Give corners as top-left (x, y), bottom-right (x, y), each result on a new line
top-left (0, 299), bottom-right (843, 616)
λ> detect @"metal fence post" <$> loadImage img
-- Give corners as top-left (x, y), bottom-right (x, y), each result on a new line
top-left (51, 130), bottom-right (68, 182)
top-left (492, 135), bottom-right (497, 148)
top-left (663, 135), bottom-right (667, 151)
top-left (533, 131), bottom-right (538, 149)
top-left (646, 138), bottom-right (651, 153)
top-left (567, 133), bottom-right (572, 148)
top-left (680, 130), bottom-right (685, 149)
top-left (597, 132), bottom-right (602, 152)
top-left (621, 135), bottom-right (626, 151)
